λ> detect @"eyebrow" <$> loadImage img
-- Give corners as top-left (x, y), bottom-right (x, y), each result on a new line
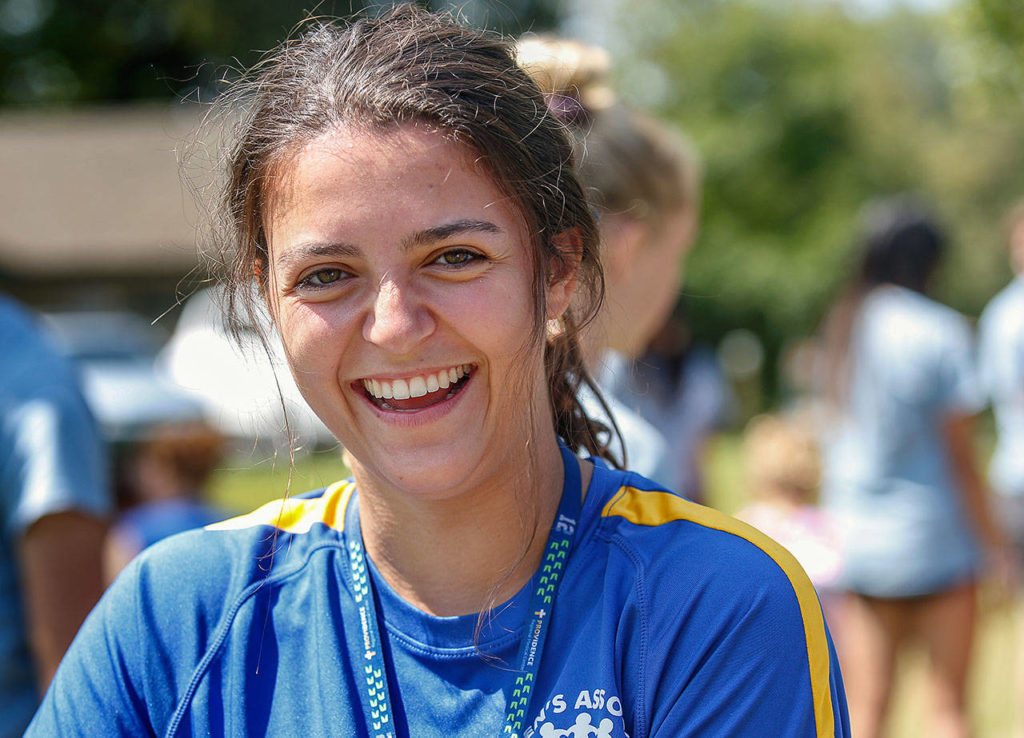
top-left (274, 219), bottom-right (504, 270)
top-left (274, 241), bottom-right (360, 271)
top-left (403, 218), bottom-right (504, 249)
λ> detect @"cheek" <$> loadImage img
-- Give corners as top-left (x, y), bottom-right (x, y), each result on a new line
top-left (447, 274), bottom-right (537, 347)
top-left (276, 303), bottom-right (351, 376)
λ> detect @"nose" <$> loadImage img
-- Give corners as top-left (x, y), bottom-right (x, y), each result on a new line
top-left (363, 277), bottom-right (435, 355)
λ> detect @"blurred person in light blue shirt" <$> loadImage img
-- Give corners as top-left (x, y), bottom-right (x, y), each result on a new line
top-left (598, 309), bottom-right (732, 504)
top-left (103, 420), bottom-right (226, 584)
top-left (0, 294), bottom-right (111, 737)
top-left (979, 202), bottom-right (1024, 557)
top-left (818, 196), bottom-right (1009, 738)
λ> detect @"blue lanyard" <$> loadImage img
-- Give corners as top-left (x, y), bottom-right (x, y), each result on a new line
top-left (345, 532), bottom-right (398, 738)
top-left (343, 443), bottom-right (582, 738)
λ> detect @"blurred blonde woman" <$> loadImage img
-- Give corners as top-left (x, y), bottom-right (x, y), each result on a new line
top-left (516, 36), bottom-right (702, 490)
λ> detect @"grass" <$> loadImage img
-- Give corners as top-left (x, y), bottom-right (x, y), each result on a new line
top-left (205, 433), bottom-right (1021, 736)
top-left (206, 445), bottom-right (350, 515)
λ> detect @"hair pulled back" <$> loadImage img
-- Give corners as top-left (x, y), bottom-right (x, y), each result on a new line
top-left (213, 5), bottom-right (612, 461)
top-left (515, 35), bottom-right (700, 226)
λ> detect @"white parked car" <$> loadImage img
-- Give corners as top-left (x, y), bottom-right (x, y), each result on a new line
top-left (159, 287), bottom-right (335, 452)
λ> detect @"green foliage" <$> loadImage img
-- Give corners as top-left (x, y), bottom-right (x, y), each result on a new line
top-left (605, 0), bottom-right (1024, 398)
top-left (0, 0), bottom-right (344, 104)
top-left (970, 0), bottom-right (1024, 65)
top-left (0, 0), bottom-right (562, 105)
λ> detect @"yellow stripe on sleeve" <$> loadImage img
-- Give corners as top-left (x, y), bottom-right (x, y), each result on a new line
top-left (206, 480), bottom-right (354, 534)
top-left (602, 486), bottom-right (837, 737)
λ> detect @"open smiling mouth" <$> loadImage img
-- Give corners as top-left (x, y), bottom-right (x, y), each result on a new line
top-left (360, 364), bottom-right (475, 412)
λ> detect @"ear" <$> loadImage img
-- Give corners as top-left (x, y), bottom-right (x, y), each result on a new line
top-left (546, 228), bottom-right (583, 320)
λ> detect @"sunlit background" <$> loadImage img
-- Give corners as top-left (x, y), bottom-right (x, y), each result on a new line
top-left (2, 1), bottom-right (1022, 733)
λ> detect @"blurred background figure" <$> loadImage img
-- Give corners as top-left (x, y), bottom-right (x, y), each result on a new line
top-left (0, 292), bottom-right (111, 737)
top-left (818, 196), bottom-right (1008, 738)
top-left (977, 200), bottom-right (1024, 719)
top-left (605, 305), bottom-right (733, 503)
top-left (43, 308), bottom-right (228, 582)
top-left (517, 35), bottom-right (701, 486)
top-left (104, 420), bottom-right (226, 584)
top-left (43, 309), bottom-right (207, 444)
top-left (779, 336), bottom-right (827, 417)
top-left (735, 413), bottom-right (841, 629)
top-left (978, 201), bottom-right (1024, 566)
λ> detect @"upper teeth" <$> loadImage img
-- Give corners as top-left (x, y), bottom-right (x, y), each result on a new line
top-left (362, 364), bottom-right (471, 400)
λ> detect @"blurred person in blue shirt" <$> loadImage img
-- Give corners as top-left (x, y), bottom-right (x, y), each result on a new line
top-left (104, 420), bottom-right (226, 584)
top-left (600, 308), bottom-right (733, 504)
top-left (818, 196), bottom-right (1011, 738)
top-left (978, 201), bottom-right (1024, 563)
top-left (0, 293), bottom-right (111, 736)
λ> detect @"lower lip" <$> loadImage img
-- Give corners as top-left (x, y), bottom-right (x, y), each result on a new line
top-left (355, 372), bottom-right (474, 425)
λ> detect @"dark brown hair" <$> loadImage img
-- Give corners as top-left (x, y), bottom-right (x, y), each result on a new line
top-left (821, 194), bottom-right (946, 404)
top-left (210, 5), bottom-right (615, 462)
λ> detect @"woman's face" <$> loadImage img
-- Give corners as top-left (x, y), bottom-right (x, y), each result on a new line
top-left (263, 124), bottom-right (575, 498)
top-left (602, 205), bottom-right (695, 358)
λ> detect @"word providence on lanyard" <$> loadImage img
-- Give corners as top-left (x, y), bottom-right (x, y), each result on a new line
top-left (344, 443), bottom-right (582, 738)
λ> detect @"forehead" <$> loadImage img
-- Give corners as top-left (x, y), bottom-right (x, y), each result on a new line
top-left (265, 123), bottom-right (520, 231)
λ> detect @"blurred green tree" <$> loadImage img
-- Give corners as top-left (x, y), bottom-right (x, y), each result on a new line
top-left (600, 0), bottom-right (1024, 401)
top-left (0, 0), bottom-right (561, 105)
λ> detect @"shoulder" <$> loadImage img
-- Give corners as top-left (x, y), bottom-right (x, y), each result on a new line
top-left (32, 482), bottom-right (356, 733)
top-left (864, 288), bottom-right (971, 355)
top-left (0, 303), bottom-right (108, 528)
top-left (980, 279), bottom-right (1024, 334)
top-left (0, 297), bottom-right (78, 392)
top-left (0, 294), bottom-right (42, 343)
top-left (0, 300), bottom-right (93, 448)
top-left (121, 482), bottom-right (354, 624)
top-left (582, 464), bottom-right (845, 735)
top-left (580, 384), bottom-right (668, 478)
top-left (890, 287), bottom-right (965, 325)
top-left (587, 465), bottom-right (820, 618)
top-left (600, 474), bottom-right (812, 588)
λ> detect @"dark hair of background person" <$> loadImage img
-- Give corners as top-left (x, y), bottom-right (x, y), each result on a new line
top-left (200, 4), bottom-right (618, 464)
top-left (112, 423), bottom-right (225, 510)
top-left (821, 194), bottom-right (947, 403)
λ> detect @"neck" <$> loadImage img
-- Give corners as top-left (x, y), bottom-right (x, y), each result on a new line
top-left (352, 439), bottom-right (573, 617)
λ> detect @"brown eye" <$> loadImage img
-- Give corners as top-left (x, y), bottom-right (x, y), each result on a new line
top-left (435, 249), bottom-right (480, 267)
top-left (310, 269), bottom-right (343, 284)
top-left (297, 267), bottom-right (350, 291)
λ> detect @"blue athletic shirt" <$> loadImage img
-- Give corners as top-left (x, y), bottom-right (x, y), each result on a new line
top-left (30, 456), bottom-right (848, 737)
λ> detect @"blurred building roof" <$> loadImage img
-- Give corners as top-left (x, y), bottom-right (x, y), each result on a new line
top-left (0, 104), bottom-right (208, 277)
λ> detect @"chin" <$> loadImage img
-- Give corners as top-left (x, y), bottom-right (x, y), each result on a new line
top-left (349, 441), bottom-right (489, 501)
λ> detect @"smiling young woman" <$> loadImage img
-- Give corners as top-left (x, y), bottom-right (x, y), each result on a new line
top-left (28, 7), bottom-right (848, 737)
